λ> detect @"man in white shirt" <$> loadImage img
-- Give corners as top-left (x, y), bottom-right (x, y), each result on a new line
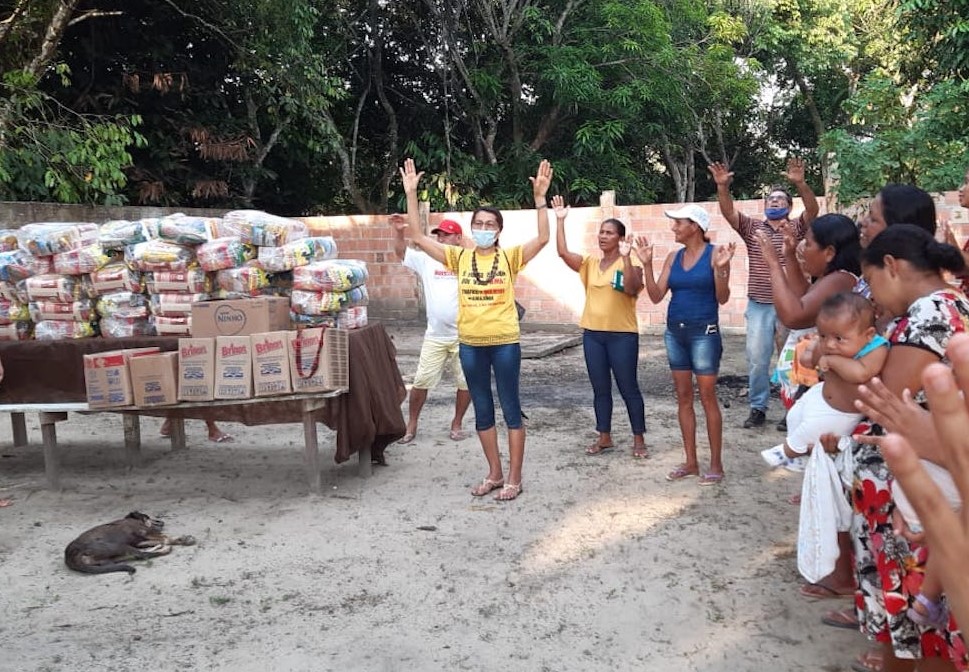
top-left (391, 215), bottom-right (471, 443)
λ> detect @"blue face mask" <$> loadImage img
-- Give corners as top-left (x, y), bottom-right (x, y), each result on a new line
top-left (472, 230), bottom-right (498, 248)
top-left (765, 206), bottom-right (790, 221)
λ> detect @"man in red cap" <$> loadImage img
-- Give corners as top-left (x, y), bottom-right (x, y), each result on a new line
top-left (391, 215), bottom-right (471, 443)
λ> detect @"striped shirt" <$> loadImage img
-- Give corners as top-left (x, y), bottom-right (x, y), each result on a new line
top-left (737, 212), bottom-right (808, 303)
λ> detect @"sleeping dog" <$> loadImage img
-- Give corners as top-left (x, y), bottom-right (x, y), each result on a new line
top-left (64, 511), bottom-right (196, 575)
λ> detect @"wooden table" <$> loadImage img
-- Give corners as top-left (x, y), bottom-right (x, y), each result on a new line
top-left (1, 390), bottom-right (352, 494)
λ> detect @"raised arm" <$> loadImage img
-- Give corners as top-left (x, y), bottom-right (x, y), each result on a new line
top-left (618, 238), bottom-right (644, 296)
top-left (754, 230), bottom-right (854, 328)
top-left (400, 158), bottom-right (447, 265)
top-left (554, 195), bottom-right (583, 272)
top-left (782, 224), bottom-right (810, 297)
top-left (819, 346), bottom-right (889, 385)
top-left (712, 242), bottom-right (736, 304)
top-left (522, 159), bottom-right (552, 264)
top-left (390, 214), bottom-right (408, 260)
top-left (785, 158), bottom-right (819, 225)
top-left (707, 162), bottom-right (740, 230)
top-left (635, 235), bottom-right (671, 303)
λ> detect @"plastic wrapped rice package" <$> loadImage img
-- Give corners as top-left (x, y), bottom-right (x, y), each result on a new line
top-left (0, 321), bottom-right (32, 341)
top-left (290, 285), bottom-right (369, 315)
top-left (0, 298), bottom-right (30, 325)
top-left (215, 266), bottom-right (270, 293)
top-left (34, 320), bottom-right (97, 340)
top-left (126, 240), bottom-right (196, 272)
top-left (148, 213), bottom-right (218, 245)
top-left (292, 259), bottom-right (368, 292)
top-left (17, 222), bottom-right (98, 256)
top-left (25, 274), bottom-right (79, 302)
top-left (96, 291), bottom-right (151, 319)
top-left (197, 237), bottom-right (255, 271)
top-left (90, 263), bottom-right (143, 295)
top-left (0, 281), bottom-right (29, 305)
top-left (98, 219), bottom-right (151, 249)
top-left (101, 315), bottom-right (155, 338)
top-left (256, 236), bottom-right (338, 272)
top-left (289, 306), bottom-right (368, 330)
top-left (0, 249), bottom-right (53, 282)
top-left (153, 315), bottom-right (192, 335)
top-left (28, 298), bottom-right (96, 322)
top-left (144, 268), bottom-right (211, 294)
top-left (150, 292), bottom-right (209, 317)
top-left (0, 230), bottom-right (19, 252)
top-left (52, 243), bottom-right (116, 276)
top-left (219, 210), bottom-right (307, 247)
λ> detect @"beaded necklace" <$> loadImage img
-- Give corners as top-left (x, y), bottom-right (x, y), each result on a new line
top-left (471, 248), bottom-right (501, 285)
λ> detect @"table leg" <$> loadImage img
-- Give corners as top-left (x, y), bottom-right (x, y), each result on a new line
top-left (123, 415), bottom-right (141, 469)
top-left (357, 444), bottom-right (372, 478)
top-left (38, 412), bottom-right (67, 490)
top-left (169, 417), bottom-right (186, 451)
top-left (302, 411), bottom-right (321, 494)
top-left (11, 412), bottom-right (27, 448)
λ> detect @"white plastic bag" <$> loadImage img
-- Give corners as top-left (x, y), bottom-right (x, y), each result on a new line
top-left (797, 444), bottom-right (853, 584)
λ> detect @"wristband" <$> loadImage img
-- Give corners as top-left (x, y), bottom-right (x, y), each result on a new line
top-left (535, 203), bottom-right (548, 210)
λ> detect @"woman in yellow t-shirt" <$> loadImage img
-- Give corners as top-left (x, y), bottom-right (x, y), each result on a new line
top-left (554, 195), bottom-right (647, 458)
top-left (400, 158), bottom-right (552, 502)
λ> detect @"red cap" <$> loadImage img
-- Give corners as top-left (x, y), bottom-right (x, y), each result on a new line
top-left (430, 219), bottom-right (463, 236)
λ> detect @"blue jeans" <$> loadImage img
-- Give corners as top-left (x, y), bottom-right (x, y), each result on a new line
top-left (459, 343), bottom-right (522, 431)
top-left (583, 330), bottom-right (646, 435)
top-left (664, 322), bottom-right (723, 376)
top-left (744, 300), bottom-right (776, 412)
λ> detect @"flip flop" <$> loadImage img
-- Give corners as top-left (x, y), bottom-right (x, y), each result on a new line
top-left (585, 443), bottom-right (615, 456)
top-left (397, 432), bottom-right (417, 445)
top-left (666, 465), bottom-right (699, 481)
top-left (632, 446), bottom-right (648, 459)
top-left (850, 648), bottom-right (884, 672)
top-left (698, 472), bottom-right (725, 486)
top-left (449, 429), bottom-right (470, 441)
top-left (822, 607), bottom-right (859, 630)
top-left (209, 434), bottom-right (234, 443)
top-left (799, 582), bottom-right (854, 600)
top-left (0, 499), bottom-right (13, 508)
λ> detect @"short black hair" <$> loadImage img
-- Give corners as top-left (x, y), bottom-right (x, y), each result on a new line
top-left (601, 218), bottom-right (626, 237)
top-left (818, 292), bottom-right (875, 329)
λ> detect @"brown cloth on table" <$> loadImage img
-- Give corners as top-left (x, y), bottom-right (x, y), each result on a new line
top-left (0, 323), bottom-right (407, 464)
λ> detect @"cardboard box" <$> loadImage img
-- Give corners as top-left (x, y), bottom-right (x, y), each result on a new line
top-left (191, 297), bottom-right (290, 338)
top-left (215, 336), bottom-right (253, 399)
top-left (251, 331), bottom-right (293, 397)
top-left (177, 337), bottom-right (215, 401)
top-left (128, 352), bottom-right (179, 407)
top-left (84, 347), bottom-right (160, 409)
top-left (288, 328), bottom-right (349, 393)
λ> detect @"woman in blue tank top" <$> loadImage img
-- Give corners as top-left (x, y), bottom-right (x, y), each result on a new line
top-left (637, 204), bottom-right (735, 485)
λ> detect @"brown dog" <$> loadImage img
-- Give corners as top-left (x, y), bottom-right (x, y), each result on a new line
top-left (64, 511), bottom-right (196, 575)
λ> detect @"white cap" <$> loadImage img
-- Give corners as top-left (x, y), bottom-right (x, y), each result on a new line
top-left (664, 204), bottom-right (710, 232)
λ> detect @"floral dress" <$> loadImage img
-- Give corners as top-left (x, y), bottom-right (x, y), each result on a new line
top-left (850, 289), bottom-right (969, 669)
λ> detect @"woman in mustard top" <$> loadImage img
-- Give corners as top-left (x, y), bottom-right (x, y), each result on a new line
top-left (400, 158), bottom-right (552, 502)
top-left (554, 195), bottom-right (647, 458)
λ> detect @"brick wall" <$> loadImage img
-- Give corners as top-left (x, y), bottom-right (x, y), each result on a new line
top-left (302, 192), bottom-right (968, 333)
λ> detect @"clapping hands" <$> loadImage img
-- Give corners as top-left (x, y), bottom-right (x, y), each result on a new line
top-left (714, 242), bottom-right (736, 271)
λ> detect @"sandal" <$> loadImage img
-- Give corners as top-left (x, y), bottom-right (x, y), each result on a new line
top-left (850, 648), bottom-right (884, 672)
top-left (799, 582), bottom-right (854, 600)
top-left (471, 478), bottom-right (504, 497)
top-left (632, 445), bottom-right (648, 459)
top-left (665, 465), bottom-right (699, 481)
top-left (822, 607), bottom-right (859, 630)
top-left (585, 442), bottom-right (614, 456)
top-left (494, 483), bottom-right (522, 501)
top-left (397, 432), bottom-right (417, 445)
top-left (209, 433), bottom-right (234, 443)
top-left (698, 472), bottom-right (725, 486)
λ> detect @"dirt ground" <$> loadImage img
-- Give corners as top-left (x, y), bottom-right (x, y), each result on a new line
top-left (0, 325), bottom-right (867, 672)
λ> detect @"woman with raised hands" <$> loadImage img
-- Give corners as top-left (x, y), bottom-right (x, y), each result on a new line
top-left (637, 204), bottom-right (735, 485)
top-left (399, 157), bottom-right (551, 502)
top-left (554, 194), bottom-right (647, 458)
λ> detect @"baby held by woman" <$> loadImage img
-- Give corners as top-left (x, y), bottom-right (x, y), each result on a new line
top-left (761, 292), bottom-right (888, 471)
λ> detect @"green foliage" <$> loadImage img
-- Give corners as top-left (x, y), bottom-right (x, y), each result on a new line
top-left (0, 72), bottom-right (145, 205)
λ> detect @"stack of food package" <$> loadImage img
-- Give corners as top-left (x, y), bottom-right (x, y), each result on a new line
top-left (290, 258), bottom-right (369, 329)
top-left (93, 219), bottom-right (153, 337)
top-left (15, 223), bottom-right (110, 340)
top-left (128, 214), bottom-right (214, 336)
top-left (0, 229), bottom-right (37, 340)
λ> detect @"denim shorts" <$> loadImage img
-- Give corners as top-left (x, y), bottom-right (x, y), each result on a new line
top-left (664, 322), bottom-right (723, 375)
